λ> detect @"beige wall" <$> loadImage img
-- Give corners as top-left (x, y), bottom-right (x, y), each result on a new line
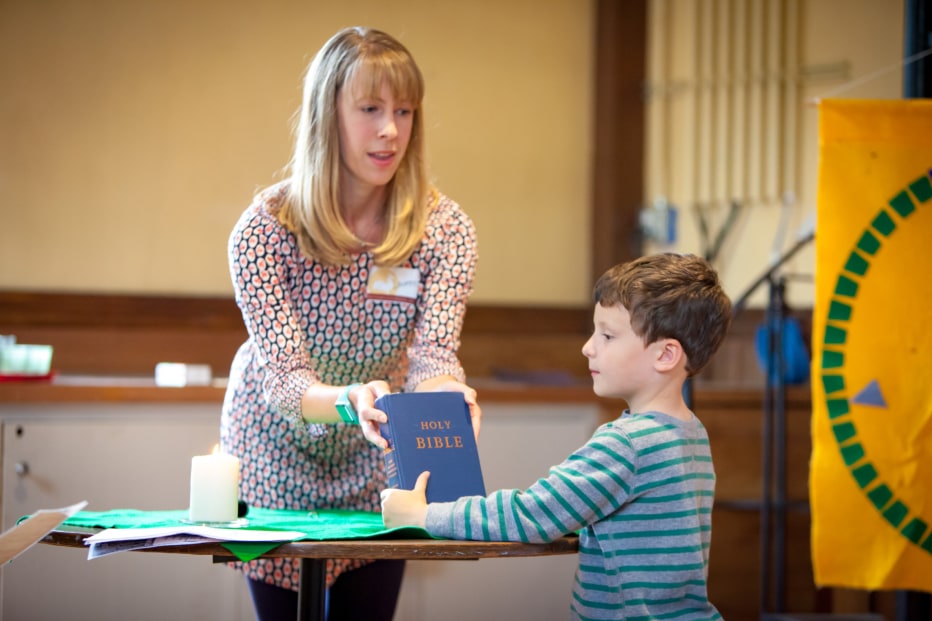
top-left (644, 0), bottom-right (904, 309)
top-left (0, 0), bottom-right (907, 308)
top-left (0, 0), bottom-right (595, 305)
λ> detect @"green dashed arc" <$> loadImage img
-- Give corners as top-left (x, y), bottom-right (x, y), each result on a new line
top-left (819, 169), bottom-right (932, 556)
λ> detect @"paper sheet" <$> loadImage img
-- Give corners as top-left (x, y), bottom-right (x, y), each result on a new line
top-left (0, 501), bottom-right (88, 564)
top-left (86, 534), bottom-right (225, 559)
top-left (83, 524), bottom-right (305, 560)
top-left (84, 524), bottom-right (306, 544)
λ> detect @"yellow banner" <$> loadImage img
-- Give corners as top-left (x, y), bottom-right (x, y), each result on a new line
top-left (812, 99), bottom-right (932, 591)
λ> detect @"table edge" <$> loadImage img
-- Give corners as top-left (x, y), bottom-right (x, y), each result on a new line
top-left (42, 529), bottom-right (580, 560)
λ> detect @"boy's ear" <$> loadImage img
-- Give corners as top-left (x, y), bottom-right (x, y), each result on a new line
top-left (654, 338), bottom-right (685, 372)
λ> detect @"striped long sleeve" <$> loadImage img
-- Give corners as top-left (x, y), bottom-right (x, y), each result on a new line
top-left (424, 411), bottom-right (722, 621)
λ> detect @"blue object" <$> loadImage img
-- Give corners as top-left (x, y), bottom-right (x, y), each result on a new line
top-left (376, 392), bottom-right (486, 502)
top-left (754, 317), bottom-right (810, 385)
top-left (852, 379), bottom-right (887, 408)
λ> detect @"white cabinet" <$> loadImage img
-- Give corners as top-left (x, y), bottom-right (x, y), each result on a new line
top-left (0, 405), bottom-right (254, 621)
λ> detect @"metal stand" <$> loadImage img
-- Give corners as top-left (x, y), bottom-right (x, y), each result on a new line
top-left (297, 558), bottom-right (327, 621)
top-left (730, 232), bottom-right (814, 617)
top-left (760, 274), bottom-right (789, 613)
top-left (896, 590), bottom-right (932, 621)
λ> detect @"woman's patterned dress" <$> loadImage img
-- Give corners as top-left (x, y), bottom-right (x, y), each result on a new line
top-left (221, 182), bottom-right (477, 590)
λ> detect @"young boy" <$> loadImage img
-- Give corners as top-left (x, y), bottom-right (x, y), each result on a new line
top-left (381, 253), bottom-right (732, 620)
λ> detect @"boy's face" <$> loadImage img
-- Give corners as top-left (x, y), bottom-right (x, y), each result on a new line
top-left (581, 303), bottom-right (655, 400)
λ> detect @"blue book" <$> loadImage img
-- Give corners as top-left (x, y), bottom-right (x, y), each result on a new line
top-left (376, 392), bottom-right (486, 503)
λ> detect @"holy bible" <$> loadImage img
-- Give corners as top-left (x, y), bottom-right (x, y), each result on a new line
top-left (376, 392), bottom-right (486, 503)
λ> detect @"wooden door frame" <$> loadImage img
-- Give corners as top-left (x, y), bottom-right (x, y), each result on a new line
top-left (591, 0), bottom-right (647, 280)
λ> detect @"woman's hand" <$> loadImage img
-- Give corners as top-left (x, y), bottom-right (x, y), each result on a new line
top-left (353, 381), bottom-right (392, 449)
top-left (414, 376), bottom-right (482, 441)
top-left (380, 471), bottom-right (430, 529)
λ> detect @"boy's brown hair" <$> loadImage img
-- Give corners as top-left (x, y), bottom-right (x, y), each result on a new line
top-left (593, 253), bottom-right (732, 375)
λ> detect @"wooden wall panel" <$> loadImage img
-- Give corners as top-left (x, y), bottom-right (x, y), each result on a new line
top-left (0, 291), bottom-right (783, 387)
top-left (592, 0), bottom-right (647, 278)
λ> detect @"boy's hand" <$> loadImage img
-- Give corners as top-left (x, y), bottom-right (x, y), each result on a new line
top-left (380, 471), bottom-right (430, 529)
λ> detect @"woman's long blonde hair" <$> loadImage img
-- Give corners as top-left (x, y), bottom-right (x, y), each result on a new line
top-left (278, 26), bottom-right (430, 266)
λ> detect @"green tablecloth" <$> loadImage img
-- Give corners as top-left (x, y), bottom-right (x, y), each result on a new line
top-left (62, 507), bottom-right (432, 562)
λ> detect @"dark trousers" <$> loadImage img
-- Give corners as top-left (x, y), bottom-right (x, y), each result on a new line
top-left (247, 560), bottom-right (405, 621)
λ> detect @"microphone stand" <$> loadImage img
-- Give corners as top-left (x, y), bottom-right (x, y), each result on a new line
top-left (730, 231), bottom-right (814, 616)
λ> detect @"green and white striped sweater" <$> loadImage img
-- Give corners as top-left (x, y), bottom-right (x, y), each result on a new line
top-left (424, 410), bottom-right (723, 621)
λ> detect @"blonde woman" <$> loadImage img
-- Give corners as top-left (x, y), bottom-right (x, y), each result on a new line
top-left (221, 26), bottom-right (480, 620)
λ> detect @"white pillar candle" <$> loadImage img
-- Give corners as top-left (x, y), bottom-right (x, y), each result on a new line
top-left (188, 446), bottom-right (240, 523)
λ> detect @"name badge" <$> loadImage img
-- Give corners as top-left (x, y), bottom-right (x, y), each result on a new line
top-left (367, 267), bottom-right (420, 302)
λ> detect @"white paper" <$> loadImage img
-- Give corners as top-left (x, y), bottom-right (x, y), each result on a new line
top-left (83, 525), bottom-right (305, 560)
top-left (0, 501), bottom-right (88, 564)
top-left (87, 534), bottom-right (221, 559)
top-left (84, 525), bottom-right (305, 544)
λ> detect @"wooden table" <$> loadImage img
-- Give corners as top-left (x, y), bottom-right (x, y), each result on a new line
top-left (43, 528), bottom-right (579, 621)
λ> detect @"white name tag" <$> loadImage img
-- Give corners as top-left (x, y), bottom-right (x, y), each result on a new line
top-left (367, 267), bottom-right (420, 302)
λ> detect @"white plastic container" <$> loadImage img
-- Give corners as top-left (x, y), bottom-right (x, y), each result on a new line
top-left (0, 343), bottom-right (53, 375)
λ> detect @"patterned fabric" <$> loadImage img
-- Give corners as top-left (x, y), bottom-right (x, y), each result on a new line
top-left (811, 99), bottom-right (932, 590)
top-left (221, 181), bottom-right (477, 591)
top-left (425, 411), bottom-right (722, 621)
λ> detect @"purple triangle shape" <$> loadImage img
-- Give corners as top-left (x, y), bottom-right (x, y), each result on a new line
top-left (852, 379), bottom-right (887, 408)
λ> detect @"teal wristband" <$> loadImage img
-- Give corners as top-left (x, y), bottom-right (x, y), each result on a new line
top-left (335, 383), bottom-right (363, 424)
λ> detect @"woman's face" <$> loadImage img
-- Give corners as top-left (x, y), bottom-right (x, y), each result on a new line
top-left (336, 75), bottom-right (415, 192)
